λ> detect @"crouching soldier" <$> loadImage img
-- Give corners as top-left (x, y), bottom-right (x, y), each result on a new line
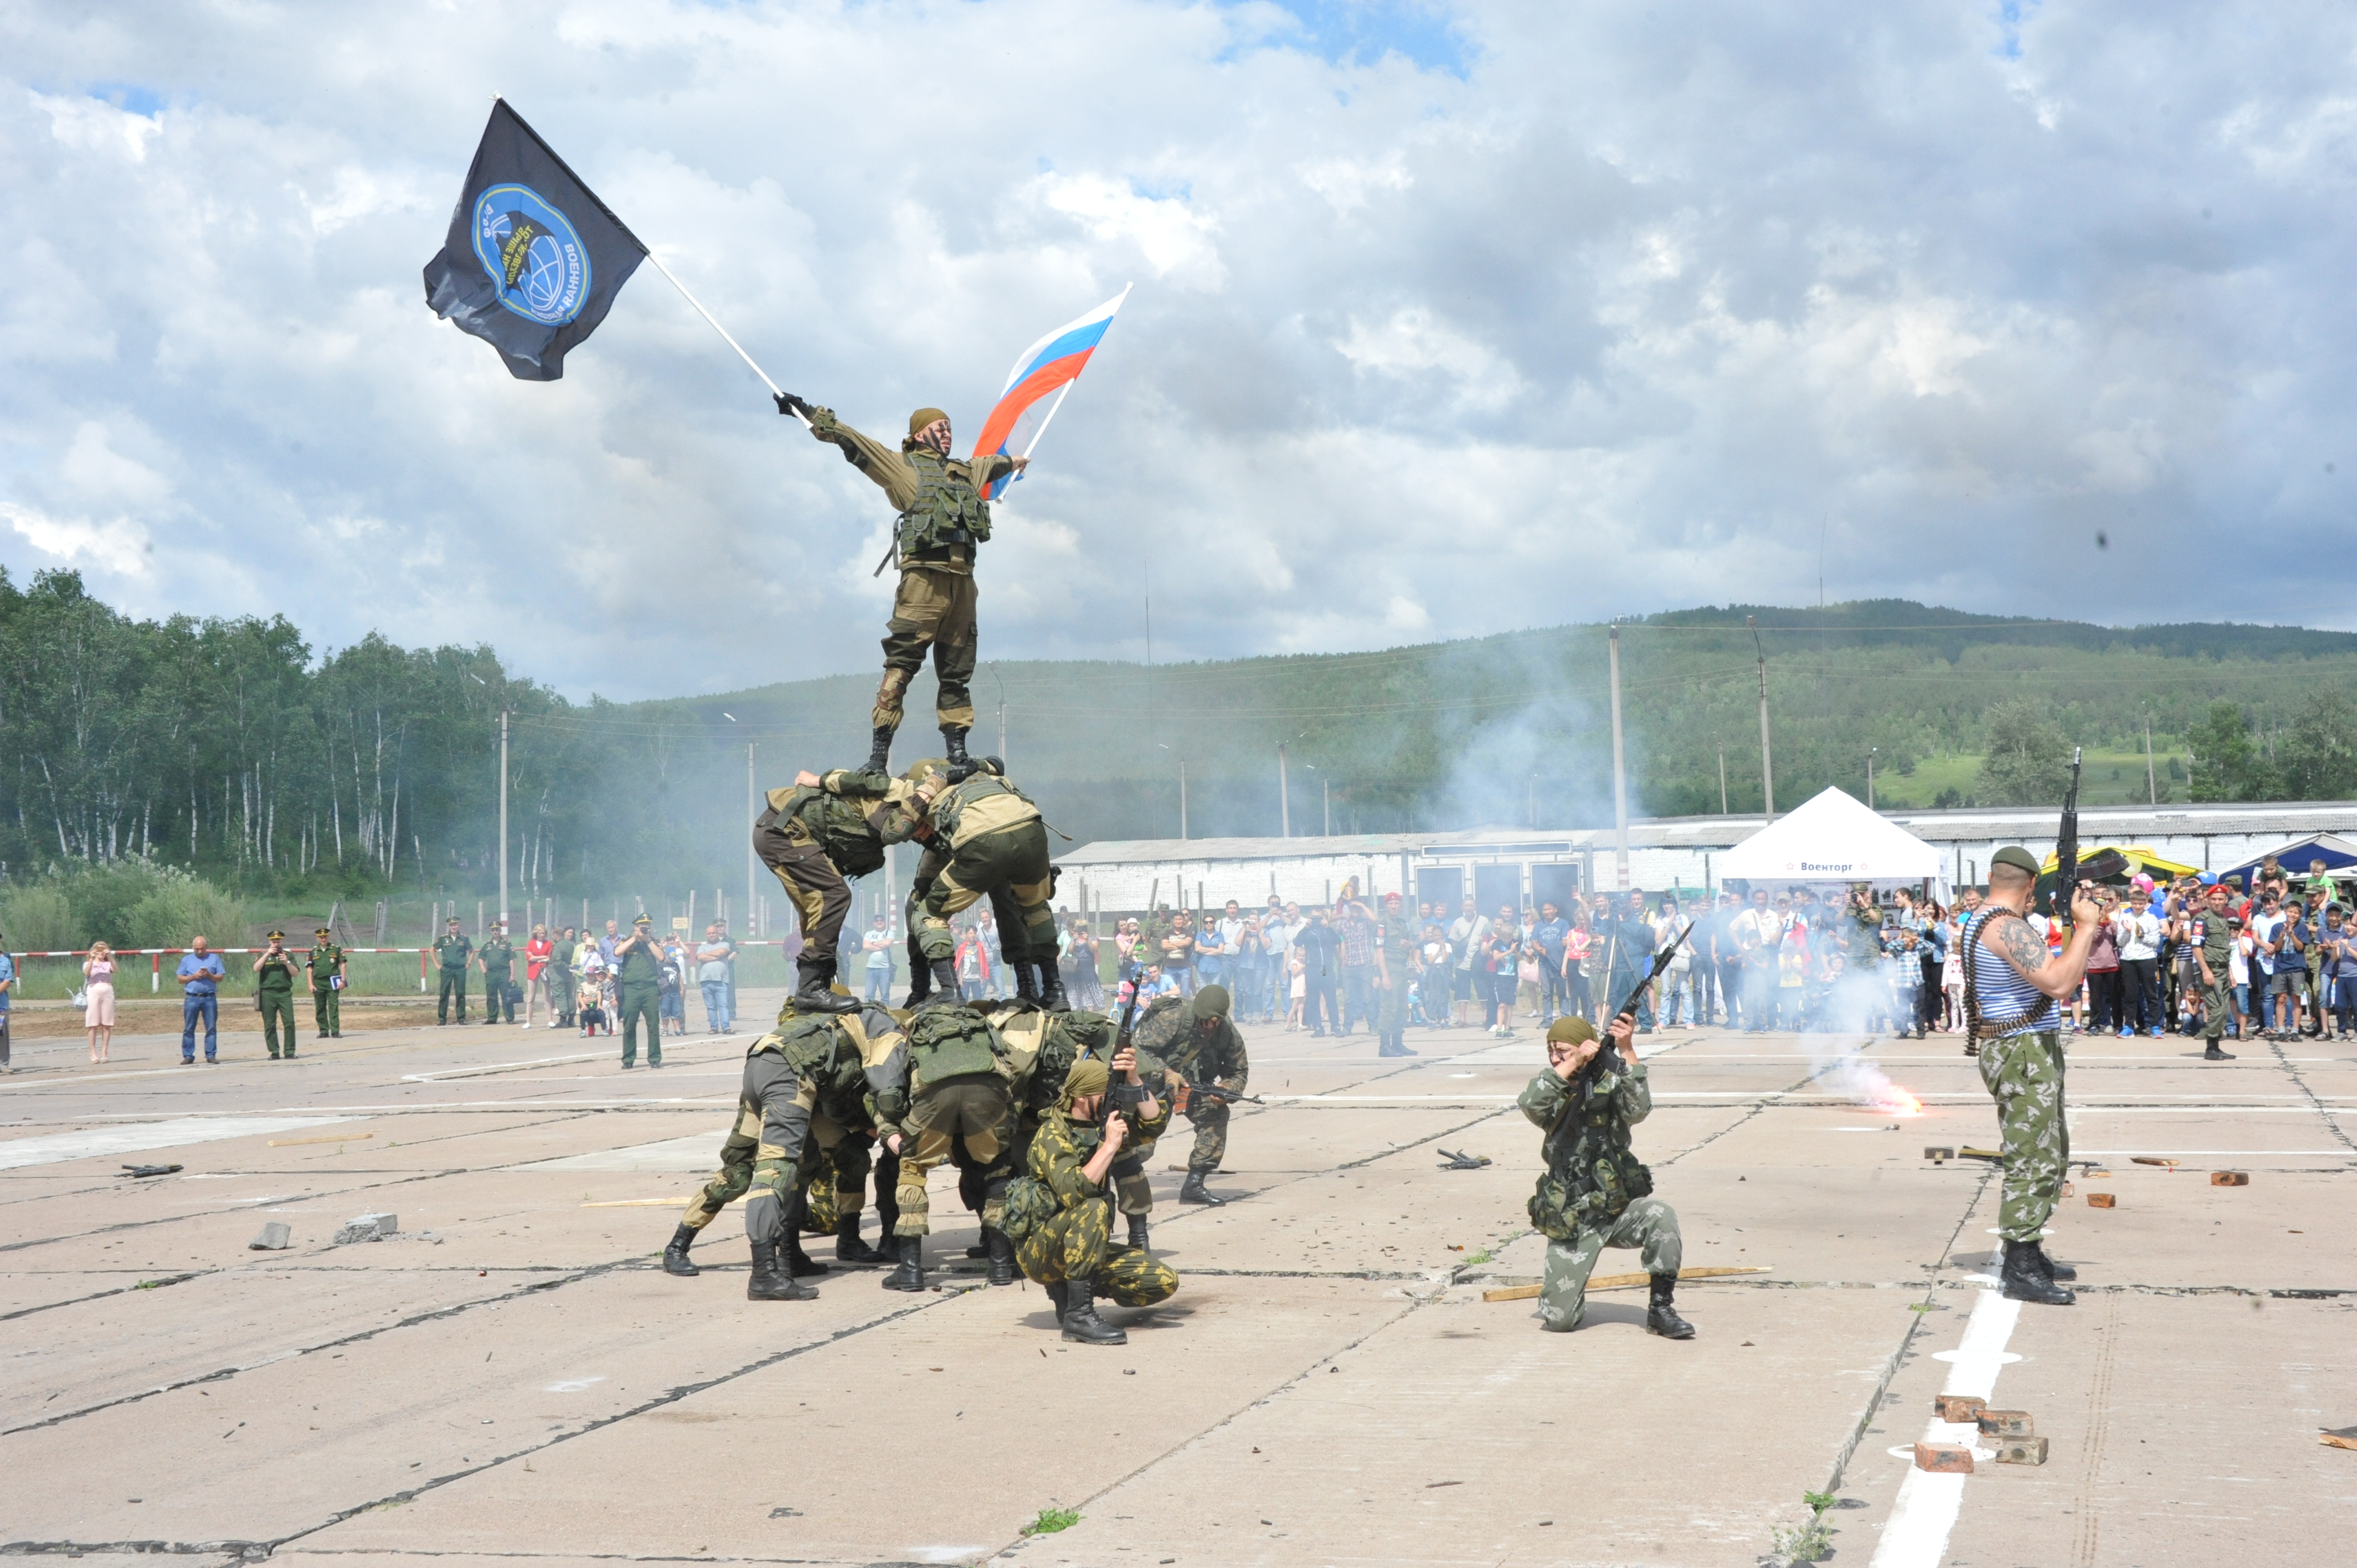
top-left (1519, 1014), bottom-right (1694, 1339)
top-left (1001, 1051), bottom-right (1177, 1345)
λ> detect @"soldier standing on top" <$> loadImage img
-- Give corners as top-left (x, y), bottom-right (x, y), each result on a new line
top-left (777, 396), bottom-right (1023, 776)
top-left (253, 931), bottom-right (301, 1060)
top-left (307, 925), bottom-right (347, 1040)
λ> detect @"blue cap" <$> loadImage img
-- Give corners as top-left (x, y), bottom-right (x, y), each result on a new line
top-left (2197, 872), bottom-right (2217, 885)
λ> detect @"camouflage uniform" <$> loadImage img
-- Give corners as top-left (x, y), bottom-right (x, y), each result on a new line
top-left (1010, 1106), bottom-right (1179, 1307)
top-left (800, 405), bottom-right (1016, 740)
top-left (752, 770), bottom-right (900, 969)
top-left (877, 766), bottom-right (1058, 974)
top-left (1134, 996), bottom-right (1250, 1174)
top-left (1376, 915), bottom-right (1413, 1050)
top-left (866, 1001), bottom-right (1015, 1236)
top-left (1978, 1029), bottom-right (2070, 1242)
top-left (479, 933), bottom-right (516, 1023)
top-left (1518, 1058), bottom-right (1680, 1332)
top-left (2193, 909), bottom-right (2236, 1043)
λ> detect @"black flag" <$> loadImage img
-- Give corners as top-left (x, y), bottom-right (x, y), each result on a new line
top-left (423, 100), bottom-right (646, 381)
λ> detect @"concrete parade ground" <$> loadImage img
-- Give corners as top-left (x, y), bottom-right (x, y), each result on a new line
top-left (2, 998), bottom-right (2352, 1568)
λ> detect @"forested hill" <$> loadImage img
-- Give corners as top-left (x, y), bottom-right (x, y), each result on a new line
top-left (7, 570), bottom-right (2354, 915)
top-left (683, 599), bottom-right (2357, 844)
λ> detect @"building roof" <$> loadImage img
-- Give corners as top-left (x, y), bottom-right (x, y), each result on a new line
top-left (1059, 798), bottom-right (2357, 865)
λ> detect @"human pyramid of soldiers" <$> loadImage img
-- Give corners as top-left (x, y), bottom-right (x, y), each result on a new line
top-left (654, 394), bottom-right (1700, 1345)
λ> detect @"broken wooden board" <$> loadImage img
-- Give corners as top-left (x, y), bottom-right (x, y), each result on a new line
top-left (1481, 1265), bottom-right (1772, 1303)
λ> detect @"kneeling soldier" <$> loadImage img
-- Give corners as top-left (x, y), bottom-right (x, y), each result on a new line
top-left (1519, 1014), bottom-right (1693, 1339)
top-left (1003, 1051), bottom-right (1177, 1344)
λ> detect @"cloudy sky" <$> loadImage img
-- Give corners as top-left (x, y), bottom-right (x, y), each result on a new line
top-left (3, 1), bottom-right (2354, 700)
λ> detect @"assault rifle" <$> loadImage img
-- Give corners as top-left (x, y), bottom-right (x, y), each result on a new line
top-left (1577, 920), bottom-right (1694, 1108)
top-left (1102, 971), bottom-right (1151, 1129)
top-left (2051, 746), bottom-right (2083, 924)
top-left (1172, 1079), bottom-right (1264, 1113)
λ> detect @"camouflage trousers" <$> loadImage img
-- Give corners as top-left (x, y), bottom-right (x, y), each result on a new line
top-left (897, 1079), bottom-right (1013, 1237)
top-left (678, 1093), bottom-right (763, 1232)
top-left (1113, 1133), bottom-right (1156, 1217)
top-left (1014, 1195), bottom-right (1180, 1307)
top-left (1181, 1095), bottom-right (1230, 1174)
top-left (1538, 1196), bottom-right (1682, 1333)
top-left (1979, 1029), bottom-right (2068, 1242)
top-left (796, 1118), bottom-right (875, 1232)
top-left (910, 824), bottom-right (1056, 966)
top-left (2199, 973), bottom-right (2234, 1041)
top-left (876, 564), bottom-right (977, 733)
top-left (676, 1054), bottom-right (811, 1246)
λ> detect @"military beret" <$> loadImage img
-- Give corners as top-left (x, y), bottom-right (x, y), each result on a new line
top-left (1547, 1015), bottom-right (1598, 1046)
top-left (1191, 983), bottom-right (1231, 1020)
top-left (908, 406), bottom-right (949, 435)
top-left (1989, 845), bottom-right (2042, 878)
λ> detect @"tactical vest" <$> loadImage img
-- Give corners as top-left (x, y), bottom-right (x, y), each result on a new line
top-left (903, 1001), bottom-right (1006, 1089)
top-left (930, 772), bottom-right (1035, 845)
top-left (1527, 1081), bottom-right (1654, 1238)
top-left (895, 448), bottom-right (991, 561)
top-left (767, 786), bottom-right (887, 879)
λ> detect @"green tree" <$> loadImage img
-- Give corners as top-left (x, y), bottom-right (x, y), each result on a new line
top-left (2186, 702), bottom-right (2273, 802)
top-left (2276, 688), bottom-right (2357, 801)
top-left (1975, 701), bottom-right (2073, 806)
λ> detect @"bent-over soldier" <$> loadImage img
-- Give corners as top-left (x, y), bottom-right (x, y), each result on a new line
top-left (877, 759), bottom-right (1063, 1010)
top-left (1519, 1014), bottom-right (1693, 1338)
top-left (754, 766), bottom-right (908, 1013)
top-left (864, 999), bottom-right (1016, 1291)
top-left (777, 397), bottom-right (1022, 776)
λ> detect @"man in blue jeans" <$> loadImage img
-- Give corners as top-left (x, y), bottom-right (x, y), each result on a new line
top-left (0, 941), bottom-right (15, 1072)
top-left (178, 937), bottom-right (226, 1062)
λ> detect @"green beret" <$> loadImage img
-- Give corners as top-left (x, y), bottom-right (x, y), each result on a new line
top-left (1990, 845), bottom-right (2042, 878)
top-left (1191, 984), bottom-right (1231, 1020)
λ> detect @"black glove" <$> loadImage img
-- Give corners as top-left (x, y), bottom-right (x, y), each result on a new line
top-left (774, 391), bottom-right (812, 419)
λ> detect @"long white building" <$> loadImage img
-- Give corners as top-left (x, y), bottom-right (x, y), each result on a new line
top-left (1053, 799), bottom-right (2357, 914)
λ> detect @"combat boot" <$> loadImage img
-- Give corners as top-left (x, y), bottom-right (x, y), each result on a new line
top-left (881, 1235), bottom-right (927, 1292)
top-left (1038, 963), bottom-right (1071, 1013)
top-left (661, 1223), bottom-right (701, 1277)
top-left (781, 1200), bottom-right (831, 1279)
top-left (2204, 1041), bottom-right (2235, 1060)
top-left (747, 1241), bottom-right (817, 1302)
top-left (835, 1211), bottom-right (886, 1265)
top-left (1060, 1278), bottom-right (1128, 1345)
top-left (941, 725), bottom-right (974, 782)
top-left (1126, 1213), bottom-right (1151, 1251)
top-left (1645, 1274), bottom-right (1696, 1339)
top-left (984, 1225), bottom-right (1018, 1286)
top-left (792, 956), bottom-right (859, 1014)
top-left (1043, 1278), bottom-right (1072, 1327)
top-left (2000, 1239), bottom-right (2075, 1305)
top-left (2030, 1240), bottom-right (2077, 1282)
top-left (1013, 961), bottom-right (1042, 1007)
top-left (863, 724), bottom-right (895, 775)
top-left (916, 955), bottom-right (961, 1009)
top-left (872, 1184), bottom-right (903, 1263)
top-left (1179, 1172), bottom-right (1226, 1206)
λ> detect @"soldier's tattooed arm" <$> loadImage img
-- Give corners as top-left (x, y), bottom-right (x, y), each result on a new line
top-left (1987, 908), bottom-right (2099, 998)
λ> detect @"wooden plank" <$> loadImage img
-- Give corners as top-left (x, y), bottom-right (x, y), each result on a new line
top-left (1481, 1265), bottom-right (1771, 1303)
top-left (580, 1197), bottom-right (691, 1208)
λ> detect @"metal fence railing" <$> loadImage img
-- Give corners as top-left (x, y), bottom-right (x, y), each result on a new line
top-left (2, 942), bottom-right (802, 1001)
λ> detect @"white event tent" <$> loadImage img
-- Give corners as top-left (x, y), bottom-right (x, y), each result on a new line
top-left (1717, 786), bottom-right (1946, 888)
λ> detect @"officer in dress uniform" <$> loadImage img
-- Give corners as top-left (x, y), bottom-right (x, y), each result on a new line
top-left (776, 396), bottom-right (1024, 776)
top-left (307, 926), bottom-right (347, 1039)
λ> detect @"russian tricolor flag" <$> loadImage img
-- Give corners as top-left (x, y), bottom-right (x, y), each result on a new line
top-left (970, 284), bottom-right (1131, 497)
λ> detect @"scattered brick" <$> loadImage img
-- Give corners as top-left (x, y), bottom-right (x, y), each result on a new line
top-left (1993, 1436), bottom-right (2050, 1466)
top-left (2087, 1193), bottom-right (2116, 1209)
top-left (1977, 1410), bottom-right (2034, 1437)
top-left (1934, 1395), bottom-right (1987, 1423)
top-left (1913, 1443), bottom-right (1974, 1474)
top-left (2211, 1171), bottom-right (2249, 1187)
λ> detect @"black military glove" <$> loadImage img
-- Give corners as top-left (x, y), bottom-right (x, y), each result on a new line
top-left (774, 391), bottom-right (812, 419)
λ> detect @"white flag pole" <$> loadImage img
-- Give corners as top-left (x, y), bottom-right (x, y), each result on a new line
top-left (641, 250), bottom-right (809, 427)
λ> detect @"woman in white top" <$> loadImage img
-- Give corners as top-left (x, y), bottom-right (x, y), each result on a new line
top-left (83, 942), bottom-right (119, 1062)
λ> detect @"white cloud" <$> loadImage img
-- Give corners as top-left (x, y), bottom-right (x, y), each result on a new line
top-left (1, 0), bottom-right (2354, 694)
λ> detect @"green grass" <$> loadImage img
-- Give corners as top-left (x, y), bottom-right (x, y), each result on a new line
top-left (1871, 747), bottom-right (2182, 810)
top-left (1021, 1507), bottom-right (1081, 1537)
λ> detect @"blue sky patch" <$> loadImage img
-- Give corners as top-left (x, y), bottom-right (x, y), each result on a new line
top-left (1231, 0), bottom-right (1469, 76)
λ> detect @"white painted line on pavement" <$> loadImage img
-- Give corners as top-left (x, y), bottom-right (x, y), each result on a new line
top-left (402, 1050), bottom-right (613, 1083)
top-left (0, 1116), bottom-right (360, 1172)
top-left (1871, 1287), bottom-right (2023, 1568)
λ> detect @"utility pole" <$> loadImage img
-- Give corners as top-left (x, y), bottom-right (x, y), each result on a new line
top-left (745, 744), bottom-right (756, 937)
top-left (1609, 622), bottom-right (1629, 890)
top-left (997, 695), bottom-right (1007, 767)
top-left (1323, 777), bottom-right (1331, 837)
top-left (1179, 760), bottom-right (1188, 840)
top-left (497, 710), bottom-right (510, 931)
top-left (1718, 748), bottom-right (1728, 814)
top-left (2144, 716), bottom-right (2158, 804)
top-left (1750, 615), bottom-right (1776, 823)
top-left (1867, 747), bottom-right (1877, 809)
top-left (1278, 742), bottom-right (1290, 837)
